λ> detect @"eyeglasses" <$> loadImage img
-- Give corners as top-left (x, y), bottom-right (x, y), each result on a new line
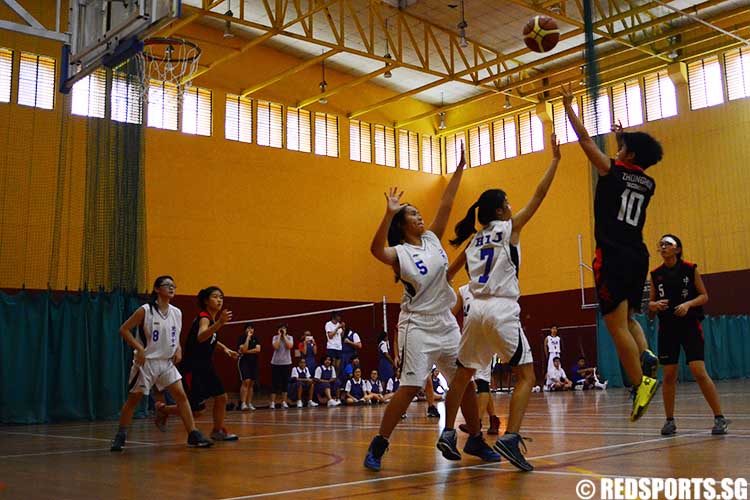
top-left (657, 242), bottom-right (675, 249)
top-left (159, 283), bottom-right (177, 289)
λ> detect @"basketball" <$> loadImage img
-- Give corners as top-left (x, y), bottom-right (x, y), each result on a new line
top-left (523, 15), bottom-right (560, 53)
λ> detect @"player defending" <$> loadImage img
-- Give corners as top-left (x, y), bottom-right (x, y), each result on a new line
top-left (561, 84), bottom-right (662, 421)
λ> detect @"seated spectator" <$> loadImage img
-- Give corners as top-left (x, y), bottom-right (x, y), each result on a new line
top-left (366, 370), bottom-right (385, 404)
top-left (385, 368), bottom-right (401, 402)
top-left (344, 367), bottom-right (367, 405)
top-left (290, 358), bottom-right (318, 408)
top-left (430, 367), bottom-right (447, 401)
top-left (571, 357), bottom-right (608, 390)
top-left (314, 355), bottom-right (341, 407)
top-left (545, 357), bottom-right (573, 391)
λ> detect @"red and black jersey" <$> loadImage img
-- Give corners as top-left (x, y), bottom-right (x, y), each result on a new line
top-left (182, 311), bottom-right (218, 371)
top-left (594, 160), bottom-right (656, 249)
top-left (650, 260), bottom-right (705, 322)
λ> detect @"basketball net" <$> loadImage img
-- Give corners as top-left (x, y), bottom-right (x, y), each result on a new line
top-left (132, 37), bottom-right (201, 103)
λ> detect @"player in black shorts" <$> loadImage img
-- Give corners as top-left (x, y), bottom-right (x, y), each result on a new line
top-left (180, 286), bottom-right (240, 441)
top-left (562, 84), bottom-right (662, 421)
top-left (238, 322), bottom-right (260, 411)
top-left (649, 234), bottom-right (728, 435)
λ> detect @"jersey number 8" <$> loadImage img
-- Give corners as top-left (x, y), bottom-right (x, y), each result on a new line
top-left (152, 330), bottom-right (159, 342)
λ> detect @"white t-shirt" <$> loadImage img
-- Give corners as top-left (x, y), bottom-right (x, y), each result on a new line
top-left (546, 365), bottom-right (568, 385)
top-left (325, 320), bottom-right (343, 350)
top-left (465, 219), bottom-right (520, 300)
top-left (386, 378), bottom-right (399, 392)
top-left (314, 365), bottom-right (337, 380)
top-left (291, 366), bottom-right (311, 379)
top-left (140, 303), bottom-right (182, 359)
top-left (546, 335), bottom-right (561, 355)
top-left (394, 230), bottom-right (457, 314)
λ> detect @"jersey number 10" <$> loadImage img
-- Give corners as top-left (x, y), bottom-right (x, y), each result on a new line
top-left (617, 188), bottom-right (645, 227)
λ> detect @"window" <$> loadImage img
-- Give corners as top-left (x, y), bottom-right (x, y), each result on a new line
top-left (71, 68), bottom-right (106, 118)
top-left (398, 130), bottom-right (419, 171)
top-left (349, 120), bottom-right (372, 163)
top-left (518, 111), bottom-right (544, 155)
top-left (182, 86), bottom-right (211, 136)
top-left (257, 100), bottom-right (283, 148)
top-left (725, 48), bottom-right (750, 101)
top-left (315, 112), bottom-right (338, 157)
top-left (688, 56), bottom-right (724, 110)
top-left (643, 70), bottom-right (677, 121)
top-left (1, 48), bottom-right (12, 103)
top-left (492, 117), bottom-right (517, 161)
top-left (468, 123), bottom-right (491, 167)
top-left (611, 78), bottom-right (643, 127)
top-left (445, 132), bottom-right (466, 174)
top-left (18, 52), bottom-right (55, 110)
top-left (225, 94), bottom-right (252, 143)
top-left (147, 80), bottom-right (178, 130)
top-left (373, 124), bottom-right (396, 167)
top-left (111, 68), bottom-right (142, 124)
top-left (581, 90), bottom-right (611, 136)
top-left (422, 135), bottom-right (441, 174)
top-left (552, 101), bottom-right (578, 144)
top-left (287, 107), bottom-right (312, 152)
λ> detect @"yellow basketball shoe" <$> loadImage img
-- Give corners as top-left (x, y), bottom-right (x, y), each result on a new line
top-left (630, 376), bottom-right (660, 422)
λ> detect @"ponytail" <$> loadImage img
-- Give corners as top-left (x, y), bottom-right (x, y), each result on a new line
top-left (450, 189), bottom-right (507, 247)
top-left (450, 202), bottom-right (479, 247)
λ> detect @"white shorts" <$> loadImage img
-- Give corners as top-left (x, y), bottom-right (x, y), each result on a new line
top-left (398, 310), bottom-right (459, 387)
top-left (459, 297), bottom-right (533, 372)
top-left (475, 362), bottom-right (492, 383)
top-left (128, 358), bottom-right (181, 395)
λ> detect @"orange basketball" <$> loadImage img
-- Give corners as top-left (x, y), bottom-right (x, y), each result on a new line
top-left (523, 15), bottom-right (560, 53)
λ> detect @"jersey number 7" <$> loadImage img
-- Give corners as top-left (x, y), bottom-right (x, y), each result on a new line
top-left (478, 248), bottom-right (494, 284)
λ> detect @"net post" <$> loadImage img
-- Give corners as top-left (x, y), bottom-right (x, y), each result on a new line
top-left (382, 295), bottom-right (388, 334)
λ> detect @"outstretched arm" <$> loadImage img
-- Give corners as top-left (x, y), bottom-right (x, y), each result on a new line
top-left (447, 245), bottom-right (468, 282)
top-left (429, 144), bottom-right (466, 239)
top-left (560, 84), bottom-right (610, 175)
top-left (511, 132), bottom-right (561, 234)
top-left (370, 187), bottom-right (405, 266)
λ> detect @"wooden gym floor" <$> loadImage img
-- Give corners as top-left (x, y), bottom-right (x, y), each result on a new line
top-left (1, 379), bottom-right (748, 500)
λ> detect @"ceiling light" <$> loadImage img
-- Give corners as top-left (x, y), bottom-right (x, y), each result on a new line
top-left (438, 112), bottom-right (447, 130)
top-left (384, 53), bottom-right (393, 78)
top-left (318, 57), bottom-right (328, 104)
top-left (457, 0), bottom-right (468, 48)
top-left (223, 3), bottom-right (234, 39)
top-left (504, 95), bottom-right (512, 109)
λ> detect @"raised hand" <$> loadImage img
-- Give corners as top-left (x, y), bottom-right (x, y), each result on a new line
top-left (458, 142), bottom-right (466, 169)
top-left (551, 132), bottom-right (561, 160)
top-left (218, 309), bottom-right (233, 326)
top-left (560, 83), bottom-right (574, 107)
top-left (384, 187), bottom-right (405, 214)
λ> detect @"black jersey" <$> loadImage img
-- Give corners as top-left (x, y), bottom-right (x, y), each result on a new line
top-left (650, 260), bottom-right (704, 322)
top-left (594, 160), bottom-right (656, 249)
top-left (183, 311), bottom-right (218, 370)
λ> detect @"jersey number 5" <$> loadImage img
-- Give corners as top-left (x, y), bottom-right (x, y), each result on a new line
top-left (415, 260), bottom-right (428, 275)
top-left (617, 188), bottom-right (645, 227)
top-left (478, 248), bottom-right (495, 284)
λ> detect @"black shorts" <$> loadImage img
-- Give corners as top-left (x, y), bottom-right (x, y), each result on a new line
top-left (182, 365), bottom-right (225, 412)
top-left (238, 356), bottom-right (258, 381)
top-left (594, 244), bottom-right (649, 315)
top-left (658, 318), bottom-right (705, 365)
top-left (271, 364), bottom-right (291, 393)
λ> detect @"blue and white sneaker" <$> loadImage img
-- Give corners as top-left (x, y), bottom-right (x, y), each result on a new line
top-left (493, 432), bottom-right (533, 471)
top-left (437, 428), bottom-right (462, 461)
top-left (464, 433), bottom-right (502, 462)
top-left (364, 435), bottom-right (389, 471)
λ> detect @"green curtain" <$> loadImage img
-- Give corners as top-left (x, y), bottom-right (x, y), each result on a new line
top-left (597, 312), bottom-right (750, 387)
top-left (0, 290), bottom-right (142, 424)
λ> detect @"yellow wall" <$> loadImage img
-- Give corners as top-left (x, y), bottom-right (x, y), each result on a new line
top-left (2, 12), bottom-right (749, 301)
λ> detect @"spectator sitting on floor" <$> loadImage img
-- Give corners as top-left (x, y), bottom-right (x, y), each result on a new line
top-left (290, 358), bottom-right (318, 408)
top-left (571, 357), bottom-right (608, 390)
top-left (430, 367), bottom-right (447, 401)
top-left (366, 369), bottom-right (385, 404)
top-left (344, 367), bottom-right (367, 405)
top-left (385, 367), bottom-right (401, 402)
top-left (314, 355), bottom-right (340, 407)
top-left (545, 357), bottom-right (573, 391)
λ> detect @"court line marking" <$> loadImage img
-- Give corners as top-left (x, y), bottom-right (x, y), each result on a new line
top-left (0, 430), bottom-right (154, 445)
top-left (0, 444), bottom-right (156, 459)
top-left (215, 433), bottom-right (703, 499)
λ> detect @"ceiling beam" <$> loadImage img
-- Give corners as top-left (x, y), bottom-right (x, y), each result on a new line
top-left (297, 66), bottom-right (392, 108)
top-left (240, 49), bottom-right (340, 97)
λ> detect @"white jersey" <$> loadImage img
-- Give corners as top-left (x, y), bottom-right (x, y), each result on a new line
top-left (394, 230), bottom-right (456, 314)
top-left (546, 335), bottom-right (561, 354)
top-left (139, 303), bottom-right (182, 360)
top-left (465, 220), bottom-right (520, 299)
top-left (325, 320), bottom-right (343, 350)
top-left (458, 284), bottom-right (473, 318)
top-left (546, 365), bottom-right (568, 384)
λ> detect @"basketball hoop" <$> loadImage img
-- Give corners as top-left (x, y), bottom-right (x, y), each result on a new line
top-left (133, 37), bottom-right (201, 102)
